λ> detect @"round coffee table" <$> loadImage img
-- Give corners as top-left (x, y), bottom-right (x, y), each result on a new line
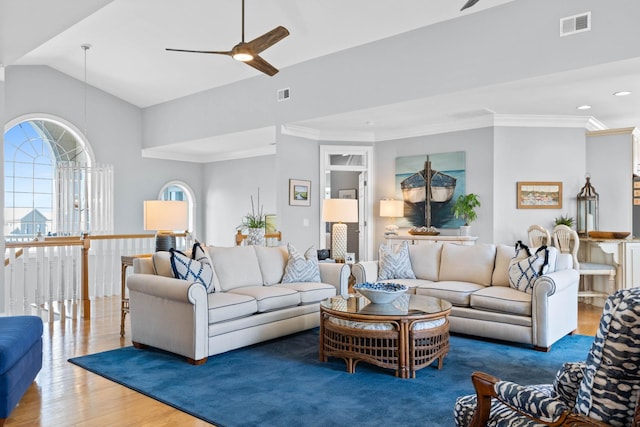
top-left (319, 293), bottom-right (452, 378)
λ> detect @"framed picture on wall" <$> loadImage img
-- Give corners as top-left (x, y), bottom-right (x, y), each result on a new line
top-left (289, 179), bottom-right (311, 206)
top-left (517, 181), bottom-right (563, 209)
top-left (338, 189), bottom-right (357, 199)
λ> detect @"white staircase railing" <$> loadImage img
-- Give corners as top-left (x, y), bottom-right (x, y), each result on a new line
top-left (3, 234), bottom-right (186, 321)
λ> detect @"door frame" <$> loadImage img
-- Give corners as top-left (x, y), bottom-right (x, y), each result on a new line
top-left (319, 145), bottom-right (374, 261)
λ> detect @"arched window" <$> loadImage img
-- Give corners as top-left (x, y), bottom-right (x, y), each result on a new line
top-left (159, 181), bottom-right (196, 237)
top-left (3, 116), bottom-right (111, 240)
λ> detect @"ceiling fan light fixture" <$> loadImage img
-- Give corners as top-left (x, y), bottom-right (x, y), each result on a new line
top-left (233, 52), bottom-right (253, 62)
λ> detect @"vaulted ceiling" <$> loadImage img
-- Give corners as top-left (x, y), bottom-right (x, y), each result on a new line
top-left (2, 0), bottom-right (639, 162)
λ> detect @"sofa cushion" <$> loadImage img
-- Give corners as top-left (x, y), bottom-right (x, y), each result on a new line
top-left (228, 286), bottom-right (300, 312)
top-left (408, 243), bottom-right (442, 281)
top-left (279, 282), bottom-right (336, 304)
top-left (152, 251), bottom-right (174, 278)
top-left (378, 241), bottom-right (416, 280)
top-left (169, 248), bottom-right (215, 292)
top-left (439, 243), bottom-right (496, 286)
top-left (415, 281), bottom-right (486, 307)
top-left (255, 245), bottom-right (288, 285)
top-left (207, 292), bottom-right (258, 323)
top-left (470, 286), bottom-right (532, 316)
top-left (209, 246), bottom-right (263, 291)
top-left (282, 244), bottom-right (321, 283)
top-left (492, 244), bottom-right (515, 287)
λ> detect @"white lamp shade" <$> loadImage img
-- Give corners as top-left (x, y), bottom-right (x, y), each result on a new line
top-left (144, 200), bottom-right (188, 231)
top-left (322, 199), bottom-right (358, 223)
top-left (380, 199), bottom-right (404, 218)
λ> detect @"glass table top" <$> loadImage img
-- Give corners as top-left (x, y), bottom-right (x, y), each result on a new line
top-left (321, 293), bottom-right (452, 317)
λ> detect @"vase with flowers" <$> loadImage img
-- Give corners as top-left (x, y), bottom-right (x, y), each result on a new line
top-left (239, 188), bottom-right (266, 245)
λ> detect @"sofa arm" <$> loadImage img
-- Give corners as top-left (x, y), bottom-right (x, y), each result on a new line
top-left (352, 260), bottom-right (378, 285)
top-left (127, 273), bottom-right (209, 362)
top-left (318, 263), bottom-right (351, 297)
top-left (531, 268), bottom-right (579, 349)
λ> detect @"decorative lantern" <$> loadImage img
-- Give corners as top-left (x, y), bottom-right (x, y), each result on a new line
top-left (576, 175), bottom-right (599, 236)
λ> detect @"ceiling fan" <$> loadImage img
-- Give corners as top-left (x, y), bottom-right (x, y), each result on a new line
top-left (460, 0), bottom-right (481, 11)
top-left (166, 0), bottom-right (289, 76)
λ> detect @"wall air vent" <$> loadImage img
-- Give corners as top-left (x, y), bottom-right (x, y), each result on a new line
top-left (560, 12), bottom-right (591, 37)
top-left (277, 88), bottom-right (290, 102)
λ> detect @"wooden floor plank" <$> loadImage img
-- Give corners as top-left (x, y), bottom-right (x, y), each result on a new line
top-left (4, 296), bottom-right (599, 426)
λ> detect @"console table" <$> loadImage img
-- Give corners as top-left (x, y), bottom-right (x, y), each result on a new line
top-left (579, 237), bottom-right (640, 298)
top-left (385, 233), bottom-right (477, 246)
top-left (120, 254), bottom-right (151, 336)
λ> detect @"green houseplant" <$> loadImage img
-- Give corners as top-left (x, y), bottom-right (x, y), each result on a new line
top-left (239, 188), bottom-right (265, 244)
top-left (554, 214), bottom-right (575, 228)
top-left (451, 193), bottom-right (481, 236)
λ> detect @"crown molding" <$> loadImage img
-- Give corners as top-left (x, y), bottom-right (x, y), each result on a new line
top-left (142, 144), bottom-right (276, 163)
top-left (282, 113), bottom-right (604, 143)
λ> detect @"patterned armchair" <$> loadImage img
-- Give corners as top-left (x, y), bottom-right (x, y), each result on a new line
top-left (454, 288), bottom-right (640, 427)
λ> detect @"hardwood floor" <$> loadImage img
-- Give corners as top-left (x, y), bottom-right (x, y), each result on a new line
top-left (6, 297), bottom-right (603, 426)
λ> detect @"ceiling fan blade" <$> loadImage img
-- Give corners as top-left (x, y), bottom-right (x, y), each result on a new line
top-left (245, 54), bottom-right (279, 76)
top-left (246, 26), bottom-right (290, 54)
top-left (460, 0), bottom-right (480, 10)
top-left (166, 48), bottom-right (232, 56)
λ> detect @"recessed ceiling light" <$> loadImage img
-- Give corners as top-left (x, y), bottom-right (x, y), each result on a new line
top-left (614, 91), bottom-right (632, 97)
top-left (577, 105), bottom-right (592, 110)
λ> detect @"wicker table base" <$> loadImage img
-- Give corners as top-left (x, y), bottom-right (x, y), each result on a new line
top-left (319, 294), bottom-right (451, 379)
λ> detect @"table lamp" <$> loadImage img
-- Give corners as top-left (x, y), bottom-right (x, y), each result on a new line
top-left (322, 198), bottom-right (358, 262)
top-left (380, 199), bottom-right (404, 235)
top-left (144, 200), bottom-right (188, 252)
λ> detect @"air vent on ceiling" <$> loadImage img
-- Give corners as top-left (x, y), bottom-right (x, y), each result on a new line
top-left (277, 88), bottom-right (290, 102)
top-left (560, 12), bottom-right (591, 37)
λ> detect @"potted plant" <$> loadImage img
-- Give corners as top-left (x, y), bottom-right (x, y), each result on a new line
top-left (238, 188), bottom-right (266, 245)
top-left (451, 193), bottom-right (481, 236)
top-left (554, 214), bottom-right (575, 228)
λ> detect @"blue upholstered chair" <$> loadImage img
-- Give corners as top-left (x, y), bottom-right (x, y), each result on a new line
top-left (454, 287), bottom-right (640, 427)
top-left (0, 315), bottom-right (43, 425)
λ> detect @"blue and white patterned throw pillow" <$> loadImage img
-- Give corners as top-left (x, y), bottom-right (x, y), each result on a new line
top-left (282, 243), bottom-right (321, 283)
top-left (378, 241), bottom-right (416, 280)
top-left (170, 244), bottom-right (215, 292)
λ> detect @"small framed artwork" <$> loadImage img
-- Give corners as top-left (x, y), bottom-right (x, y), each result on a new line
top-left (265, 214), bottom-right (277, 233)
top-left (338, 189), bottom-right (357, 199)
top-left (289, 179), bottom-right (311, 206)
top-left (517, 181), bottom-right (563, 209)
top-left (344, 252), bottom-right (355, 264)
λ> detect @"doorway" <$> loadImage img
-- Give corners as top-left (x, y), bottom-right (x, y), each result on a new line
top-left (319, 145), bottom-right (373, 261)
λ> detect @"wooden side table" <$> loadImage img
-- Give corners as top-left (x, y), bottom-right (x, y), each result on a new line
top-left (120, 254), bottom-right (151, 336)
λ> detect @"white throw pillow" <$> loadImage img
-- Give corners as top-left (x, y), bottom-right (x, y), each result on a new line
top-left (378, 241), bottom-right (416, 281)
top-left (282, 244), bottom-right (321, 283)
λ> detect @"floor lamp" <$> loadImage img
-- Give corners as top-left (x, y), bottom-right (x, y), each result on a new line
top-left (144, 200), bottom-right (189, 252)
top-left (380, 199), bottom-right (404, 235)
top-left (322, 198), bottom-right (358, 262)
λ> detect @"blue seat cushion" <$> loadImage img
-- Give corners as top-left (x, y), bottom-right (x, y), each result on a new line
top-left (0, 316), bottom-right (43, 376)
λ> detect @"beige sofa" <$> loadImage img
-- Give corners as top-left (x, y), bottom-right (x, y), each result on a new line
top-left (127, 245), bottom-right (350, 364)
top-left (352, 242), bottom-right (579, 351)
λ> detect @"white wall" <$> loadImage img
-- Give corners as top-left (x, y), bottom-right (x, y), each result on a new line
top-left (274, 133), bottom-right (321, 250)
top-left (493, 126), bottom-right (585, 245)
top-left (3, 65), bottom-right (205, 235)
top-left (203, 154), bottom-right (276, 246)
top-left (586, 130), bottom-right (635, 233)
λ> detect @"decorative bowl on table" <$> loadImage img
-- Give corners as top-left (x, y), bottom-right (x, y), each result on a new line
top-left (588, 231), bottom-right (631, 239)
top-left (353, 282), bottom-right (408, 304)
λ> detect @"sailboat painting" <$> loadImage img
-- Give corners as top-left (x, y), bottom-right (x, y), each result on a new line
top-left (395, 151), bottom-right (466, 228)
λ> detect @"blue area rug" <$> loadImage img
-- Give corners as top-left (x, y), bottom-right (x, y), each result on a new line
top-left (69, 329), bottom-right (593, 427)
